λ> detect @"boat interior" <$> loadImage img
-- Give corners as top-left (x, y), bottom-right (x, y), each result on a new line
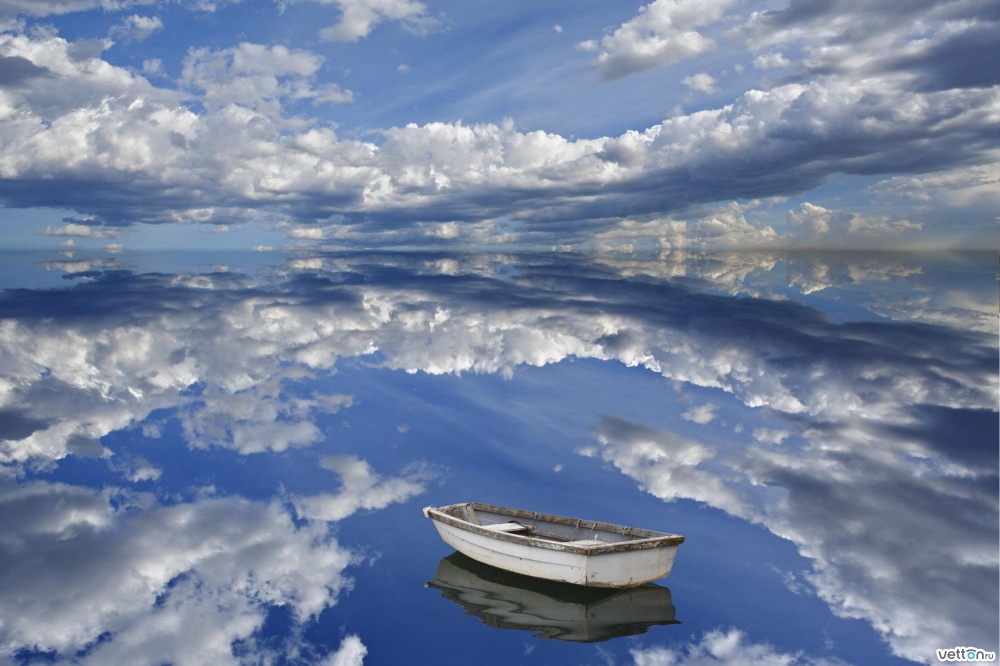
top-left (437, 502), bottom-right (661, 545)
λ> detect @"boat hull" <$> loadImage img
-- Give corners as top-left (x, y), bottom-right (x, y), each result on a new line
top-left (424, 503), bottom-right (683, 588)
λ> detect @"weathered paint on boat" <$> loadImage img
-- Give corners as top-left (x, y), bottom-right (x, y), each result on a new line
top-left (422, 502), bottom-right (684, 588)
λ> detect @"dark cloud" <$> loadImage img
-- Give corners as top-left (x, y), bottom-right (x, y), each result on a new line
top-left (65, 37), bottom-right (107, 61)
top-left (0, 55), bottom-right (49, 87)
top-left (751, 0), bottom-right (955, 36)
top-left (326, 78), bottom-right (996, 235)
top-left (882, 405), bottom-right (1000, 470)
top-left (0, 409), bottom-right (50, 441)
top-left (892, 26), bottom-right (1000, 91)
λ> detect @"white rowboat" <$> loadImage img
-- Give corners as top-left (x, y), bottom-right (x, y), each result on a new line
top-left (422, 502), bottom-right (684, 588)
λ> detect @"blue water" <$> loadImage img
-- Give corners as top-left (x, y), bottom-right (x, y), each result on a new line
top-left (0, 250), bottom-right (996, 665)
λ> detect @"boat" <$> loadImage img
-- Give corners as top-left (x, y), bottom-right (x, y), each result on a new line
top-left (422, 502), bottom-right (684, 588)
top-left (427, 552), bottom-right (679, 642)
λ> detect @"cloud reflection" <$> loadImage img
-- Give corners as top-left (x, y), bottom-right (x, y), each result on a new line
top-left (631, 628), bottom-right (849, 666)
top-left (0, 480), bottom-right (358, 664)
top-left (293, 455), bottom-right (430, 522)
top-left (588, 417), bottom-right (750, 519)
top-left (0, 249), bottom-right (994, 664)
top-left (592, 408), bottom-right (997, 663)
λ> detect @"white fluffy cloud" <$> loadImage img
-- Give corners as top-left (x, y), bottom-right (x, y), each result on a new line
top-left (181, 42), bottom-right (354, 119)
top-left (289, 226), bottom-right (327, 240)
top-left (179, 377), bottom-right (354, 454)
top-left (293, 455), bottom-right (430, 522)
top-left (591, 408), bottom-right (998, 663)
top-left (787, 202), bottom-right (833, 236)
top-left (631, 628), bottom-right (848, 665)
top-left (111, 14), bottom-right (163, 42)
top-left (579, 0), bottom-right (735, 80)
top-left (1, 20), bottom-right (995, 247)
top-left (752, 52), bottom-right (789, 70)
top-left (0, 1), bottom-right (996, 249)
top-left (682, 72), bottom-right (718, 93)
top-left (592, 417), bottom-right (750, 518)
top-left (682, 403), bottom-right (717, 424)
top-left (320, 635), bottom-right (368, 666)
top-left (0, 287), bottom-right (367, 464)
top-left (0, 480), bottom-right (358, 663)
top-left (300, 0), bottom-right (431, 42)
top-left (1, 252), bottom-right (993, 471)
top-left (43, 222), bottom-right (111, 237)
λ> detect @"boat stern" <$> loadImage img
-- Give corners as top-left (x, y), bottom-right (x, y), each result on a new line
top-left (584, 544), bottom-right (680, 588)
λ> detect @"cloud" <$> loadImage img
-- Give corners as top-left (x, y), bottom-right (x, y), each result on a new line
top-left (139, 57), bottom-right (162, 76)
top-left (0, 1), bottom-right (143, 18)
top-left (631, 628), bottom-right (849, 665)
top-left (181, 42), bottom-right (354, 118)
top-left (307, 0), bottom-right (432, 42)
top-left (682, 72), bottom-right (718, 93)
top-left (751, 427), bottom-right (788, 445)
top-left (782, 201), bottom-right (928, 248)
top-left (0, 480), bottom-right (357, 663)
top-left (293, 455), bottom-right (430, 522)
top-left (111, 14), bottom-right (163, 42)
top-left (0, 25), bottom-right (997, 248)
top-left (42, 221), bottom-right (117, 238)
top-left (320, 635), bottom-right (368, 666)
top-left (0, 53), bottom-right (49, 85)
top-left (289, 226), bottom-right (326, 240)
top-left (864, 163), bottom-right (1000, 248)
top-left (0, 0), bottom-right (232, 18)
top-left (741, 425), bottom-right (998, 663)
top-left (591, 410), bottom-right (998, 663)
top-left (787, 202), bottom-right (832, 236)
top-left (682, 403), bottom-right (718, 424)
top-left (742, 0), bottom-right (1000, 91)
top-left (0, 275), bottom-right (361, 465)
top-left (579, 0), bottom-right (735, 80)
top-left (126, 456), bottom-right (161, 481)
top-left (592, 416), bottom-right (752, 519)
top-left (36, 257), bottom-right (124, 273)
top-left (0, 253), bottom-right (993, 476)
top-left (179, 374), bottom-right (354, 454)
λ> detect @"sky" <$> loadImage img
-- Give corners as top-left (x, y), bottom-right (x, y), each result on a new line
top-left (0, 0), bottom-right (998, 252)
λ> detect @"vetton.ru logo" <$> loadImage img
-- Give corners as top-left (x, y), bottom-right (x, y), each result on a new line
top-left (936, 647), bottom-right (997, 662)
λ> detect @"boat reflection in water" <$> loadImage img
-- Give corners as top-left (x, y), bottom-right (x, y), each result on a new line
top-left (426, 552), bottom-right (679, 642)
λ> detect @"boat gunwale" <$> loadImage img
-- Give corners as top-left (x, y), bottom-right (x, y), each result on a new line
top-left (424, 502), bottom-right (685, 555)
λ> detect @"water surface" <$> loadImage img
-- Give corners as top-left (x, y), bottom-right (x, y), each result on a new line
top-left (0, 250), bottom-right (996, 665)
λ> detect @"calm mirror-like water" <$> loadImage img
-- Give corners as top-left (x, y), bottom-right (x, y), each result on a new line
top-left (0, 250), bottom-right (996, 666)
